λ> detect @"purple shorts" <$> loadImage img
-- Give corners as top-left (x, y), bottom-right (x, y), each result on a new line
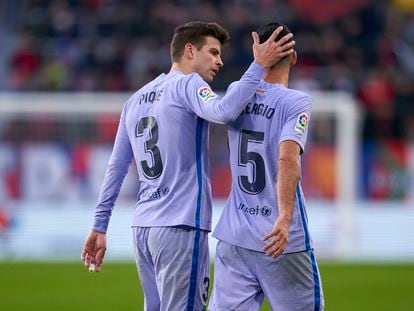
top-left (209, 240), bottom-right (324, 311)
top-left (133, 226), bottom-right (210, 311)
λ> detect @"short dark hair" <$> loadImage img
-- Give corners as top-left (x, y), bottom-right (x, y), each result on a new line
top-left (256, 22), bottom-right (293, 65)
top-left (256, 22), bottom-right (292, 44)
top-left (170, 21), bottom-right (230, 62)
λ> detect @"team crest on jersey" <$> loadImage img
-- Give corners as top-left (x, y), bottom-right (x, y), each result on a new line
top-left (295, 112), bottom-right (309, 134)
top-left (197, 87), bottom-right (217, 102)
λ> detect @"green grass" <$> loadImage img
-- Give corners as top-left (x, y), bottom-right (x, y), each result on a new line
top-left (1, 262), bottom-right (413, 310)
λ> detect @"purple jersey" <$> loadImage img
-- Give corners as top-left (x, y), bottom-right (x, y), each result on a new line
top-left (213, 81), bottom-right (313, 253)
top-left (93, 63), bottom-right (265, 233)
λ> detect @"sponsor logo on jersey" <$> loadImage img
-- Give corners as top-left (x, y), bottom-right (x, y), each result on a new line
top-left (261, 206), bottom-right (272, 217)
top-left (295, 112), bottom-right (309, 134)
top-left (140, 187), bottom-right (170, 201)
top-left (197, 87), bottom-right (217, 102)
top-left (238, 203), bottom-right (272, 217)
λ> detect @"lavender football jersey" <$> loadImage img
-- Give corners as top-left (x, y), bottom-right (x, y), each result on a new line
top-left (213, 81), bottom-right (313, 253)
top-left (93, 63), bottom-right (265, 233)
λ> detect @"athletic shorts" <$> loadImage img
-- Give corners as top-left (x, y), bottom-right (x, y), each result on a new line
top-left (209, 240), bottom-right (324, 311)
top-left (132, 226), bottom-right (210, 311)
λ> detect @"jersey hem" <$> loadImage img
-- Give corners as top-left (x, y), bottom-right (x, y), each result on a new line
top-left (213, 235), bottom-right (310, 254)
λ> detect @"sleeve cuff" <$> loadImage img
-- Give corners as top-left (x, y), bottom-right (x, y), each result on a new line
top-left (247, 62), bottom-right (266, 78)
top-left (93, 219), bottom-right (109, 234)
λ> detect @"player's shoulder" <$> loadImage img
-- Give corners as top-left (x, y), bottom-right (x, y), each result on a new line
top-left (284, 87), bottom-right (311, 102)
top-left (134, 72), bottom-right (170, 95)
top-left (123, 90), bottom-right (139, 112)
top-left (122, 76), bottom-right (163, 111)
top-left (176, 71), bottom-right (201, 84)
top-left (277, 87), bottom-right (312, 111)
top-left (171, 71), bottom-right (207, 92)
top-left (180, 72), bottom-right (218, 101)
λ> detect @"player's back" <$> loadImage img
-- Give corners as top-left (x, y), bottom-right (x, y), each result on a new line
top-left (123, 71), bottom-right (213, 231)
top-left (213, 80), bottom-right (313, 253)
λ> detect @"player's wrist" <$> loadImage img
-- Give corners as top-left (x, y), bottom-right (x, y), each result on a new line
top-left (253, 60), bottom-right (270, 69)
top-left (248, 62), bottom-right (266, 76)
top-left (277, 212), bottom-right (292, 224)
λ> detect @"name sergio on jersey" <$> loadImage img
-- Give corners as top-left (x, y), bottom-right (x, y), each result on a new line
top-left (238, 203), bottom-right (272, 217)
top-left (239, 102), bottom-right (275, 119)
top-left (139, 88), bottom-right (164, 105)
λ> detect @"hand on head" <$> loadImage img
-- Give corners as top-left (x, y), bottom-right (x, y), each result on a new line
top-left (252, 26), bottom-right (295, 68)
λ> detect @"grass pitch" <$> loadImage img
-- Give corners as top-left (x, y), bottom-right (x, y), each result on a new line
top-left (1, 261), bottom-right (413, 310)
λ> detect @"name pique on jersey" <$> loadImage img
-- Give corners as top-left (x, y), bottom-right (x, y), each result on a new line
top-left (139, 88), bottom-right (164, 105)
top-left (239, 102), bottom-right (275, 120)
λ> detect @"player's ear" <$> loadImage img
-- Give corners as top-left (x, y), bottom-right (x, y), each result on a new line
top-left (183, 43), bottom-right (195, 60)
top-left (290, 51), bottom-right (297, 67)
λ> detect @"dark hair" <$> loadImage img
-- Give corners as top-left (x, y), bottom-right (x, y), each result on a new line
top-left (256, 22), bottom-right (293, 64)
top-left (256, 22), bottom-right (292, 44)
top-left (170, 22), bottom-right (230, 62)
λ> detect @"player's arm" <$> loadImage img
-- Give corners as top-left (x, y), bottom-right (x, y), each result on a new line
top-left (93, 105), bottom-right (133, 233)
top-left (81, 104), bottom-right (133, 271)
top-left (181, 28), bottom-right (295, 124)
top-left (263, 140), bottom-right (301, 257)
top-left (263, 94), bottom-right (311, 257)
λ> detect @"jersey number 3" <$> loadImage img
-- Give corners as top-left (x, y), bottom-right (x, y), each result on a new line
top-left (238, 129), bottom-right (266, 194)
top-left (136, 116), bottom-right (163, 179)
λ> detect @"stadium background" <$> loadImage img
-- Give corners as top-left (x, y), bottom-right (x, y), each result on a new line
top-left (0, 0), bottom-right (413, 310)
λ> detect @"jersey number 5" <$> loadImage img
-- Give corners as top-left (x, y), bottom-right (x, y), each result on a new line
top-left (238, 129), bottom-right (266, 194)
top-left (136, 116), bottom-right (163, 179)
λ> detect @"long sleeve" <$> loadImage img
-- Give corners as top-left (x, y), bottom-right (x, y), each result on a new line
top-left (179, 63), bottom-right (265, 124)
top-left (93, 107), bottom-right (133, 233)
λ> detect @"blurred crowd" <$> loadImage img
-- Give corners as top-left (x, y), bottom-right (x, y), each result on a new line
top-left (3, 0), bottom-right (414, 141)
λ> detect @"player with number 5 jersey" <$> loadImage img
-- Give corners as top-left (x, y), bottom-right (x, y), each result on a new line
top-left (210, 22), bottom-right (324, 311)
top-left (81, 21), bottom-right (295, 311)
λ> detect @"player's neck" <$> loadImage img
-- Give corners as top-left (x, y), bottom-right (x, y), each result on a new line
top-left (170, 62), bottom-right (192, 75)
top-left (263, 68), bottom-right (289, 87)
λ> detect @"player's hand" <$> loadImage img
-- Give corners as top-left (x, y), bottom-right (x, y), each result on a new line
top-left (81, 230), bottom-right (107, 272)
top-left (262, 216), bottom-right (290, 258)
top-left (252, 26), bottom-right (295, 68)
